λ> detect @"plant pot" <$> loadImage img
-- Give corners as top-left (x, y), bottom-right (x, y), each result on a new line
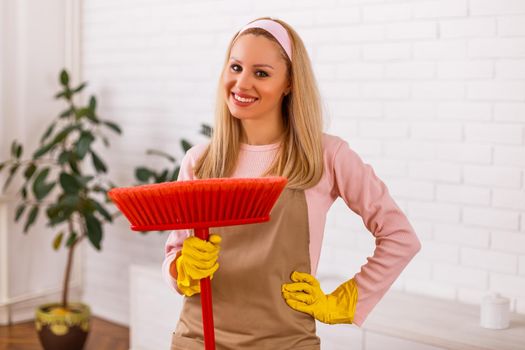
top-left (35, 302), bottom-right (91, 350)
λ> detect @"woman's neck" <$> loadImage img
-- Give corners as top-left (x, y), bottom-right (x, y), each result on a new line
top-left (240, 117), bottom-right (284, 145)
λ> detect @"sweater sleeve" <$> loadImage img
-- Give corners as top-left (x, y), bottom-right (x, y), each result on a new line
top-left (161, 149), bottom-right (195, 293)
top-left (331, 139), bottom-right (421, 327)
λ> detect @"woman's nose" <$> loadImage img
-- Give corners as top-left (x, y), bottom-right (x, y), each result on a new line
top-left (234, 70), bottom-right (253, 90)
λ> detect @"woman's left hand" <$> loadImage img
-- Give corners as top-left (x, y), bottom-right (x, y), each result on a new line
top-left (281, 271), bottom-right (358, 324)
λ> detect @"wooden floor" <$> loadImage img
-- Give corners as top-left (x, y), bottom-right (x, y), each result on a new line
top-left (0, 316), bottom-right (129, 350)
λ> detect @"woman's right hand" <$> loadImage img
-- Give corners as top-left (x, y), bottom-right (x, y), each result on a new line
top-left (175, 234), bottom-right (221, 297)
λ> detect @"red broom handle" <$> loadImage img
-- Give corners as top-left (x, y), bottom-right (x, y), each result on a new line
top-left (194, 227), bottom-right (216, 350)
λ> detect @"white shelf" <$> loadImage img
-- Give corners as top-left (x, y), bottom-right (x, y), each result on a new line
top-left (363, 290), bottom-right (525, 350)
top-left (129, 264), bottom-right (525, 350)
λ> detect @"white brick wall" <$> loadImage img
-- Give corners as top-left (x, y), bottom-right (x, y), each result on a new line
top-left (81, 0), bottom-right (525, 328)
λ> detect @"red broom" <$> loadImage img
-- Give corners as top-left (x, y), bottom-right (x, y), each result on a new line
top-left (108, 176), bottom-right (288, 350)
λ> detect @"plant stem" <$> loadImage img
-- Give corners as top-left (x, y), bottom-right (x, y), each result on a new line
top-left (61, 238), bottom-right (74, 309)
top-left (61, 218), bottom-right (84, 309)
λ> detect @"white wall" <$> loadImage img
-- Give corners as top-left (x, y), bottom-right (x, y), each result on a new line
top-left (73, 0), bottom-right (525, 326)
top-left (0, 0), bottom-right (83, 324)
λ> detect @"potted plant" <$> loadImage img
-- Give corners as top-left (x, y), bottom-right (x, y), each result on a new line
top-left (133, 123), bottom-right (212, 185)
top-left (0, 65), bottom-right (213, 348)
top-left (131, 123), bottom-right (212, 238)
top-left (0, 69), bottom-right (122, 350)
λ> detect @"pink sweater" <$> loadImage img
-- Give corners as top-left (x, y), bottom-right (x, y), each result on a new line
top-left (162, 132), bottom-right (421, 327)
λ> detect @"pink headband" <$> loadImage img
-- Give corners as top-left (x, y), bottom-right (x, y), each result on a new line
top-left (236, 19), bottom-right (292, 61)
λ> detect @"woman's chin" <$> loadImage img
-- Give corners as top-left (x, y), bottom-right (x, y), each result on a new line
top-left (231, 113), bottom-right (254, 121)
top-left (229, 107), bottom-right (256, 120)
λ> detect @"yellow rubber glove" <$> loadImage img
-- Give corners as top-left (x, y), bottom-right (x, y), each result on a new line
top-left (175, 234), bottom-right (221, 297)
top-left (281, 271), bottom-right (358, 324)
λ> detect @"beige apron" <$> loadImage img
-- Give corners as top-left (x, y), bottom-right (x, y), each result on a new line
top-left (171, 188), bottom-right (320, 350)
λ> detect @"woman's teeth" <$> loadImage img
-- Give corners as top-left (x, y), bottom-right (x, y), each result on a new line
top-left (233, 93), bottom-right (257, 103)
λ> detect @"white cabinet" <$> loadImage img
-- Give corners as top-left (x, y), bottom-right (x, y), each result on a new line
top-left (129, 264), bottom-right (182, 350)
top-left (365, 332), bottom-right (446, 350)
top-left (129, 264), bottom-right (525, 350)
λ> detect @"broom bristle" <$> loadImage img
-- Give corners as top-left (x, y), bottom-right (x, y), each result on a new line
top-left (108, 177), bottom-right (288, 231)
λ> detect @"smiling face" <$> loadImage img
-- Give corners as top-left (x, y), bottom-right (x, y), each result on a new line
top-left (223, 33), bottom-right (290, 124)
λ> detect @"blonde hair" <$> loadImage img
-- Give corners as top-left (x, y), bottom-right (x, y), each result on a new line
top-left (194, 16), bottom-right (324, 190)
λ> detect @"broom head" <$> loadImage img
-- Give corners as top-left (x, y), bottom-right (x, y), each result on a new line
top-left (108, 176), bottom-right (288, 231)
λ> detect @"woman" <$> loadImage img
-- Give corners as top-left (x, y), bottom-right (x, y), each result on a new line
top-left (162, 16), bottom-right (421, 349)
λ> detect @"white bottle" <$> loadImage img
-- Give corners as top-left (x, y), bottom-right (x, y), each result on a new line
top-left (480, 292), bottom-right (510, 330)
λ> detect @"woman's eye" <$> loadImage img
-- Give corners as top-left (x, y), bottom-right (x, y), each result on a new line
top-left (230, 64), bottom-right (268, 78)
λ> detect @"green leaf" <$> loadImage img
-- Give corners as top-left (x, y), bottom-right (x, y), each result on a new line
top-left (37, 182), bottom-right (56, 200)
top-left (32, 167), bottom-right (50, 190)
top-left (91, 199), bottom-right (112, 222)
top-left (33, 124), bottom-right (78, 159)
top-left (41, 182), bottom-right (56, 199)
top-left (54, 124), bottom-right (79, 144)
top-left (32, 168), bottom-right (55, 200)
top-left (89, 96), bottom-right (97, 111)
top-left (21, 186), bottom-right (27, 199)
top-left (68, 155), bottom-right (80, 174)
top-left (80, 197), bottom-right (96, 213)
top-left (46, 193), bottom-right (79, 226)
top-left (54, 90), bottom-right (66, 99)
top-left (44, 207), bottom-right (61, 224)
top-left (102, 136), bottom-right (110, 147)
top-left (10, 141), bottom-right (17, 157)
top-left (135, 167), bottom-right (153, 183)
top-left (15, 204), bottom-right (25, 222)
top-left (23, 163), bottom-right (36, 180)
top-left (72, 82), bottom-right (87, 93)
top-left (59, 172), bottom-right (82, 194)
top-left (156, 169), bottom-right (169, 183)
top-left (58, 150), bottom-right (70, 164)
top-left (60, 69), bottom-right (69, 86)
top-left (85, 214), bottom-right (102, 250)
top-left (53, 231), bottom-right (64, 250)
top-left (60, 193), bottom-right (81, 208)
top-left (0, 161), bottom-right (7, 172)
top-left (102, 120), bottom-right (122, 134)
top-left (32, 142), bottom-right (55, 159)
top-left (76, 175), bottom-right (94, 186)
top-left (170, 166), bottom-right (180, 181)
top-left (200, 123), bottom-right (213, 138)
top-left (46, 205), bottom-right (62, 225)
top-left (74, 107), bottom-right (89, 120)
top-left (75, 131), bottom-right (95, 159)
top-left (181, 139), bottom-right (192, 153)
top-left (15, 144), bottom-right (23, 159)
top-left (146, 149), bottom-right (176, 162)
top-left (85, 96), bottom-right (98, 124)
top-left (8, 163), bottom-right (19, 176)
top-left (3, 163), bottom-right (20, 191)
top-left (41, 122), bottom-right (56, 144)
top-left (66, 231), bottom-right (78, 247)
top-left (23, 205), bottom-right (39, 233)
top-left (90, 151), bottom-right (107, 173)
top-left (59, 107), bottom-right (73, 119)
top-left (86, 112), bottom-right (99, 124)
